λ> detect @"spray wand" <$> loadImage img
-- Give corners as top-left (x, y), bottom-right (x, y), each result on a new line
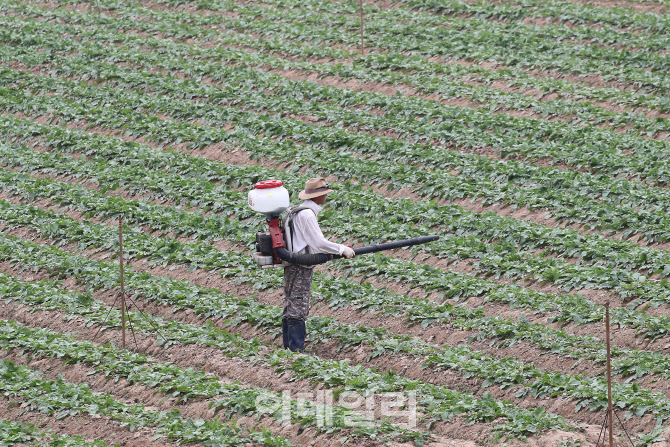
top-left (248, 180), bottom-right (439, 268)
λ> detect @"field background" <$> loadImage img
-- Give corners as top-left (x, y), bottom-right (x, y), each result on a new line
top-left (1, 0), bottom-right (670, 446)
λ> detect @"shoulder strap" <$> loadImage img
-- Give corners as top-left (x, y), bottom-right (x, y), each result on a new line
top-left (283, 204), bottom-right (314, 226)
top-left (282, 204), bottom-right (316, 252)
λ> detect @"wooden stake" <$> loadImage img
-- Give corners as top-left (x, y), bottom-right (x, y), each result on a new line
top-left (606, 302), bottom-right (614, 447)
top-left (359, 0), bottom-right (365, 55)
top-left (119, 218), bottom-right (126, 349)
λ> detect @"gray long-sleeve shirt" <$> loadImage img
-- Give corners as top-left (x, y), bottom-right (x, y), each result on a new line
top-left (289, 200), bottom-right (345, 256)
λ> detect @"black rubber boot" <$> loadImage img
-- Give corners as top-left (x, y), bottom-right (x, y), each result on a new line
top-left (287, 318), bottom-right (306, 353)
top-left (282, 318), bottom-right (289, 349)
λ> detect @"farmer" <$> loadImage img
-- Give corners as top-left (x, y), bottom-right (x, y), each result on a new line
top-left (281, 177), bottom-right (356, 353)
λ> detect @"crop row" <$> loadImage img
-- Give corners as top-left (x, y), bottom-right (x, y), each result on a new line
top-left (5, 122), bottom-right (670, 306)
top-left (1, 21), bottom-right (664, 248)
top-left (0, 418), bottom-right (114, 447)
top-left (6, 130), bottom-right (670, 332)
top-left (3, 0), bottom-right (669, 444)
top-left (2, 108), bottom-right (668, 283)
top-left (226, 0), bottom-right (670, 53)
top-left (5, 116), bottom-right (670, 337)
top-left (91, 0), bottom-right (670, 115)
top-left (24, 0), bottom-right (670, 93)
top-left (0, 318), bottom-right (429, 444)
top-left (0, 233), bottom-right (576, 439)
top-left (5, 44), bottom-right (670, 234)
top-left (151, 0), bottom-right (670, 86)
top-left (5, 164), bottom-right (670, 384)
top-left (5, 129), bottom-right (670, 297)
top-left (56, 0), bottom-right (670, 60)
top-left (4, 13), bottom-right (670, 177)
top-left (8, 0), bottom-right (670, 144)
top-left (2, 200), bottom-right (670, 430)
top-left (173, 0), bottom-right (670, 34)
top-left (8, 0), bottom-right (670, 119)
top-left (4, 70), bottom-right (670, 306)
top-left (0, 357), bottom-right (298, 447)
top-left (398, 0), bottom-right (670, 32)
top-left (5, 64), bottom-right (670, 255)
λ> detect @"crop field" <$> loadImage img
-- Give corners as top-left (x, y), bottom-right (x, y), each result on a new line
top-left (1, 0), bottom-right (670, 445)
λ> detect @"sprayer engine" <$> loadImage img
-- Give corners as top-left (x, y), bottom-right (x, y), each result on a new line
top-left (248, 179), bottom-right (291, 268)
top-left (249, 179), bottom-right (440, 268)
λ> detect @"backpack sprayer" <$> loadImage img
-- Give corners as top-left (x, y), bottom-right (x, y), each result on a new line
top-left (248, 180), bottom-right (439, 268)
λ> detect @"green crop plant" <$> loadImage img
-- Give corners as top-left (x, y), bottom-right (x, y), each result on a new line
top-left (1, 205), bottom-right (670, 428)
top-left (0, 263), bottom-right (570, 439)
top-left (0, 320), bottom-right (429, 445)
top-left (0, 419), bottom-right (118, 447)
top-left (6, 0), bottom-right (670, 92)
top-left (0, 360), bottom-right (296, 447)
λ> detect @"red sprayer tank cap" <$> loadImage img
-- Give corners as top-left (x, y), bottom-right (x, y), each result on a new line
top-left (254, 180), bottom-right (284, 189)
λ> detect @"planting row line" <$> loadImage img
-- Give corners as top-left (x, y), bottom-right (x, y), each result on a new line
top-left (0, 233), bottom-right (575, 439)
top-left (6, 134), bottom-right (670, 325)
top-left (399, 0), bottom-right (670, 29)
top-left (66, 0), bottom-right (670, 56)
top-left (0, 317), bottom-right (428, 445)
top-left (15, 14), bottom-right (668, 141)
top-left (5, 115), bottom-right (670, 335)
top-left (1, 202), bottom-right (670, 429)
top-left (9, 0), bottom-right (670, 125)
top-left (6, 69), bottom-right (670, 304)
top-left (3, 110), bottom-right (669, 283)
top-left (180, 0), bottom-right (670, 34)
top-left (0, 418), bottom-right (114, 447)
top-left (7, 127), bottom-right (670, 326)
top-left (0, 357), bottom-right (301, 447)
top-left (4, 39), bottom-right (670, 216)
top-left (9, 0), bottom-right (670, 118)
top-left (225, 0), bottom-right (670, 51)
top-left (3, 49), bottom-right (670, 356)
top-left (5, 164), bottom-right (670, 385)
top-left (4, 14), bottom-right (670, 176)
top-left (30, 0), bottom-right (670, 93)
top-left (5, 66), bottom-right (670, 253)
top-left (96, 0), bottom-right (670, 114)
top-left (7, 126), bottom-right (670, 291)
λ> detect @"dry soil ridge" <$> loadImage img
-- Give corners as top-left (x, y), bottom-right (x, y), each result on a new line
top-left (0, 224), bottom-right (655, 440)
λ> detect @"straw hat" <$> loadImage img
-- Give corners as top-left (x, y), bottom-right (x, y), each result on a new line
top-left (298, 177), bottom-right (333, 200)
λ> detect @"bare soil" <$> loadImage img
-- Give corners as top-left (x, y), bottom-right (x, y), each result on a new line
top-left (2, 1), bottom-right (670, 444)
top-left (4, 181), bottom-right (669, 353)
top-left (0, 220), bottom-right (659, 441)
top-left (0, 395), bottom-right (175, 447)
top-left (8, 6), bottom-right (670, 127)
top-left (562, 0), bottom-right (669, 14)
top-left (0, 296), bottom-right (496, 446)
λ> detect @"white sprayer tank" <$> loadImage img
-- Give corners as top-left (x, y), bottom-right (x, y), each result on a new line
top-left (248, 180), bottom-right (290, 217)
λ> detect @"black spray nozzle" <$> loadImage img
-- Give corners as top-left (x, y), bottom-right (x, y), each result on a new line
top-left (275, 235), bottom-right (440, 267)
top-left (353, 235), bottom-right (440, 256)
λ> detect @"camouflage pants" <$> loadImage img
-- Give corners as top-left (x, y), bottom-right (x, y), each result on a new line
top-left (283, 264), bottom-right (313, 321)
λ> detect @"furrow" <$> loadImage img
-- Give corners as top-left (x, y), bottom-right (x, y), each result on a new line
top-left (0, 203), bottom-right (666, 438)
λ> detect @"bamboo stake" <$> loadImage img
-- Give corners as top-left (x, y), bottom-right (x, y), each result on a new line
top-left (119, 218), bottom-right (126, 349)
top-left (606, 302), bottom-right (614, 447)
top-left (359, 0), bottom-right (365, 55)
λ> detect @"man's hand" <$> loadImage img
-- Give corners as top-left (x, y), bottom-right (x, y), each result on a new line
top-left (341, 246), bottom-right (355, 259)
